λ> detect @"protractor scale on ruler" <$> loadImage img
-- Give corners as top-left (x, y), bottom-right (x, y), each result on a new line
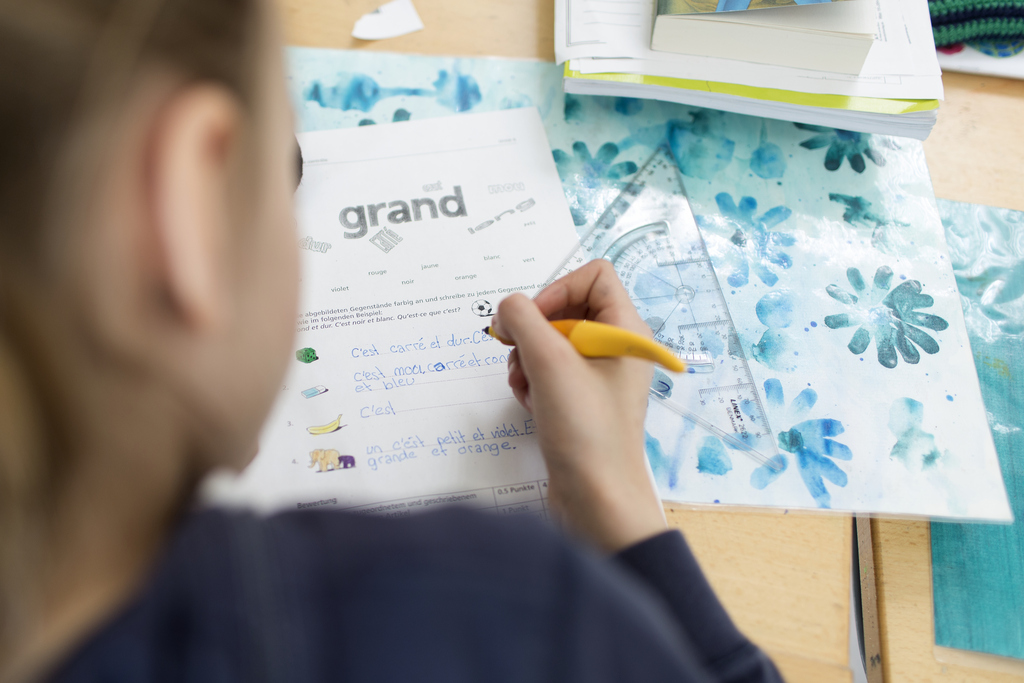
top-left (605, 222), bottom-right (719, 372)
top-left (548, 145), bottom-right (780, 468)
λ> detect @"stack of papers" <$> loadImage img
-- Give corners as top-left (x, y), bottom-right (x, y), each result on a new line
top-left (651, 0), bottom-right (876, 74)
top-left (556, 0), bottom-right (944, 139)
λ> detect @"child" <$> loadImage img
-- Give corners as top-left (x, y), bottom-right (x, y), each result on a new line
top-left (0, 1), bottom-right (782, 681)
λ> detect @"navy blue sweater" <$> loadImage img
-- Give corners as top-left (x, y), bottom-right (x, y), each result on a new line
top-left (50, 508), bottom-right (783, 682)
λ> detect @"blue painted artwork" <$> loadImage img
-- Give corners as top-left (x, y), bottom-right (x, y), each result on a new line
top-left (697, 193), bottom-right (794, 288)
top-left (304, 69), bottom-right (479, 114)
top-left (888, 398), bottom-right (942, 468)
top-left (750, 122), bottom-right (786, 179)
top-left (697, 436), bottom-right (733, 475)
top-left (751, 379), bottom-right (852, 508)
top-left (645, 427), bottom-right (692, 491)
top-left (553, 142), bottom-right (639, 225)
top-left (288, 48), bottom-right (1009, 520)
top-left (931, 199), bottom-right (1024, 660)
top-left (823, 266), bottom-right (948, 368)
top-left (305, 74), bottom-right (430, 112)
top-left (668, 110), bottom-right (735, 180)
top-left (829, 193), bottom-right (909, 254)
top-left (750, 290), bottom-right (800, 372)
top-left (796, 124), bottom-right (886, 174)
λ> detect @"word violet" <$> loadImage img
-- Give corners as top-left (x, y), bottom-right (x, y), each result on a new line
top-left (339, 186), bottom-right (468, 239)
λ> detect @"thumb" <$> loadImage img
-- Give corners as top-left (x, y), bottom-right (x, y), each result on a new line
top-left (491, 294), bottom-right (580, 379)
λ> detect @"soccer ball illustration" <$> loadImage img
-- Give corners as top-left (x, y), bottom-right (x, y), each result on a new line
top-left (472, 299), bottom-right (494, 317)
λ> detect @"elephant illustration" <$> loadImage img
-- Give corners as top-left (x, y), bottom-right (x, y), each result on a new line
top-left (308, 449), bottom-right (356, 472)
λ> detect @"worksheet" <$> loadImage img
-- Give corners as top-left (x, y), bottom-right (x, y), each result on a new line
top-left (206, 108), bottom-right (578, 515)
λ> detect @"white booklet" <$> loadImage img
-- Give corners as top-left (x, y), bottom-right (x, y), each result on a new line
top-left (204, 108), bottom-right (579, 516)
top-left (556, 0), bottom-right (943, 100)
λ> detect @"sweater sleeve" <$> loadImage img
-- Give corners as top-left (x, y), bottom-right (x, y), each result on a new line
top-left (615, 531), bottom-right (784, 683)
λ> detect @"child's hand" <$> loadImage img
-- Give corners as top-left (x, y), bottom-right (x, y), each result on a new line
top-left (490, 260), bottom-right (667, 552)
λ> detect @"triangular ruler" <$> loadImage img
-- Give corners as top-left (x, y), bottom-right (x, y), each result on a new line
top-left (545, 145), bottom-right (781, 470)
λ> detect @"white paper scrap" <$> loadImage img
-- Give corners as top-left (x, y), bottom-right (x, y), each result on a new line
top-left (352, 0), bottom-right (424, 41)
top-left (937, 45), bottom-right (1024, 80)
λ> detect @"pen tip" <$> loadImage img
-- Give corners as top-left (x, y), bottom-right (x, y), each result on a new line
top-left (482, 327), bottom-right (490, 334)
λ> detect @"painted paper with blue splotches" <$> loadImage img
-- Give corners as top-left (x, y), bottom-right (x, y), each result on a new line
top-left (930, 200), bottom-right (1024, 659)
top-left (288, 48), bottom-right (1010, 520)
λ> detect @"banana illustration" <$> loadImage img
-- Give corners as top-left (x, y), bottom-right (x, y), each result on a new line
top-left (307, 414), bottom-right (345, 435)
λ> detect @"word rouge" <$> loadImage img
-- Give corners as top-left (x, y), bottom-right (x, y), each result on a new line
top-left (339, 186), bottom-right (467, 239)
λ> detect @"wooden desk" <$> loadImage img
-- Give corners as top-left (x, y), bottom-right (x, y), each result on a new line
top-left (277, 2), bottom-right (1024, 680)
top-left (923, 72), bottom-right (1024, 213)
top-left (879, 72), bottom-right (1024, 683)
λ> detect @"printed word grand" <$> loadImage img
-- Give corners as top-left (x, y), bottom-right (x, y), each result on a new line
top-left (339, 186), bottom-right (468, 239)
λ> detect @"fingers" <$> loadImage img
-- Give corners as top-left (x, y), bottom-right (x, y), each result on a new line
top-left (533, 260), bottom-right (650, 338)
top-left (510, 379), bottom-right (532, 414)
top-left (507, 348), bottom-right (527, 393)
top-left (533, 260), bottom-right (620, 319)
top-left (491, 293), bottom-right (580, 381)
top-left (507, 348), bottom-right (530, 412)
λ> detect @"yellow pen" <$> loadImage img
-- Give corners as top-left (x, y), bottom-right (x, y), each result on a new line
top-left (484, 319), bottom-right (687, 373)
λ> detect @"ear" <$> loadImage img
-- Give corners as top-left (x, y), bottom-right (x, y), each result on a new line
top-left (150, 85), bottom-right (243, 332)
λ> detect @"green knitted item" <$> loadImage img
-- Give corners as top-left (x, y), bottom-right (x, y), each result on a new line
top-left (929, 0), bottom-right (1024, 47)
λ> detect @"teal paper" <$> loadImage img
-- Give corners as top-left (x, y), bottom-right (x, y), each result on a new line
top-left (286, 48), bottom-right (1009, 519)
top-left (931, 199), bottom-right (1024, 660)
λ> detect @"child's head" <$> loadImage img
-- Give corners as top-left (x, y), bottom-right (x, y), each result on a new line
top-left (0, 0), bottom-right (297, 655)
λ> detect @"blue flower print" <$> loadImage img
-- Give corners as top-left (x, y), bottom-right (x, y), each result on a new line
top-left (646, 431), bottom-right (681, 491)
top-left (750, 379), bottom-right (853, 509)
top-left (829, 193), bottom-right (908, 253)
top-left (304, 69), bottom-right (479, 114)
top-left (668, 110), bottom-right (736, 180)
top-left (795, 124), bottom-right (885, 173)
top-left (829, 193), bottom-right (886, 227)
top-left (552, 142), bottom-right (638, 226)
top-left (888, 398), bottom-right (942, 469)
top-left (432, 69), bottom-right (482, 112)
top-left (564, 94), bottom-right (584, 122)
top-left (823, 266), bottom-right (949, 368)
top-left (357, 109), bottom-right (412, 126)
top-left (696, 437), bottom-right (733, 475)
top-left (751, 290), bottom-right (799, 372)
top-left (700, 193), bottom-right (795, 288)
top-left (749, 121), bottom-right (786, 179)
top-left (499, 93), bottom-right (534, 110)
top-left (305, 74), bottom-right (430, 112)
top-left (649, 372), bottom-right (743, 480)
top-left (615, 97), bottom-right (644, 115)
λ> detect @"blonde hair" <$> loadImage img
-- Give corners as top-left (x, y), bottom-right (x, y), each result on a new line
top-left (0, 0), bottom-right (263, 657)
